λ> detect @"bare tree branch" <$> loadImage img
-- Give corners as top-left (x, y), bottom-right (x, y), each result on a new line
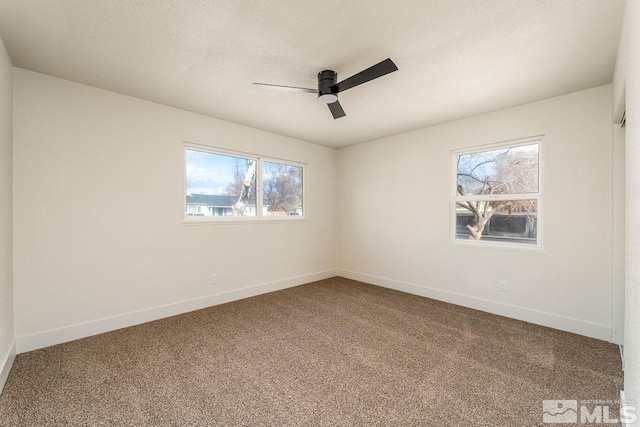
top-left (467, 148), bottom-right (511, 176)
top-left (456, 146), bottom-right (536, 240)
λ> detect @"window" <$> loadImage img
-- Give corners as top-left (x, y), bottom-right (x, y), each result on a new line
top-left (184, 144), bottom-right (305, 221)
top-left (452, 137), bottom-right (542, 248)
top-left (263, 161), bottom-right (303, 217)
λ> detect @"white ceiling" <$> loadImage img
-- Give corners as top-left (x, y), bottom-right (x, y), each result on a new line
top-left (0, 0), bottom-right (626, 148)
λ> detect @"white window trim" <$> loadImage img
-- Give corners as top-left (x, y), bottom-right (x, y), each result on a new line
top-left (183, 142), bottom-right (308, 224)
top-left (450, 135), bottom-right (544, 250)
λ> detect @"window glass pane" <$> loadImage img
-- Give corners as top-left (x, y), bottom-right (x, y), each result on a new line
top-left (455, 200), bottom-right (538, 245)
top-left (185, 149), bottom-right (257, 217)
top-left (456, 144), bottom-right (539, 196)
top-left (262, 161), bottom-right (303, 217)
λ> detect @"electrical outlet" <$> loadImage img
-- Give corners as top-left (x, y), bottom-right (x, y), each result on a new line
top-left (499, 280), bottom-right (508, 292)
top-left (211, 274), bottom-right (217, 285)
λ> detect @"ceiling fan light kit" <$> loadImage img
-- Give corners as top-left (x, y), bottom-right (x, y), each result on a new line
top-left (317, 70), bottom-right (338, 104)
top-left (253, 58), bottom-right (398, 119)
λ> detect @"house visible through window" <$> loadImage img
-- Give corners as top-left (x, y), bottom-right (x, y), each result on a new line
top-left (184, 144), bottom-right (305, 221)
top-left (452, 138), bottom-right (541, 247)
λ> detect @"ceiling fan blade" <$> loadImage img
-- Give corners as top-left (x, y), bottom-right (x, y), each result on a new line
top-left (253, 82), bottom-right (317, 94)
top-left (331, 58), bottom-right (398, 93)
top-left (328, 100), bottom-right (346, 119)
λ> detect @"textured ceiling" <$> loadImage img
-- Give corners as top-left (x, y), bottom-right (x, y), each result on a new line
top-left (0, 0), bottom-right (626, 148)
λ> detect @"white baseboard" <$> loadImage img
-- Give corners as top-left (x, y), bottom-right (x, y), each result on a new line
top-left (0, 339), bottom-right (16, 396)
top-left (337, 269), bottom-right (611, 341)
top-left (16, 269), bottom-right (337, 354)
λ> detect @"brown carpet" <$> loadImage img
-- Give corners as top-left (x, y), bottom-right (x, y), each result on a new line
top-left (0, 277), bottom-right (623, 426)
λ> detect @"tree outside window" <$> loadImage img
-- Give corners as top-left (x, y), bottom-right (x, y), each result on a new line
top-left (263, 161), bottom-right (303, 216)
top-left (453, 140), bottom-right (541, 246)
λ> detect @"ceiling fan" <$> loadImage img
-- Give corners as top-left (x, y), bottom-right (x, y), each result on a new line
top-left (253, 58), bottom-right (398, 119)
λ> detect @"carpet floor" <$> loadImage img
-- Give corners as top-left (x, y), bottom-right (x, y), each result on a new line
top-left (0, 277), bottom-right (623, 426)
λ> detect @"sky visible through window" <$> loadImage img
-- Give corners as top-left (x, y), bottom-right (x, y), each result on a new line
top-left (186, 149), bottom-right (247, 195)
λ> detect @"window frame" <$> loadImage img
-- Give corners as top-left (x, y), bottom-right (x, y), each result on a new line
top-left (183, 142), bottom-right (307, 224)
top-left (450, 136), bottom-right (544, 250)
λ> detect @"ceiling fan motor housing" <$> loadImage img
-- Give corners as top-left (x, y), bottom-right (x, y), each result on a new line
top-left (317, 70), bottom-right (338, 104)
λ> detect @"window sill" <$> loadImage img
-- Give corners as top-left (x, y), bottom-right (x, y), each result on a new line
top-left (451, 239), bottom-right (544, 253)
top-left (182, 217), bottom-right (308, 225)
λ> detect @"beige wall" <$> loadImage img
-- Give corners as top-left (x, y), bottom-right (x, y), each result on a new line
top-left (617, 0), bottom-right (640, 421)
top-left (0, 34), bottom-right (13, 387)
top-left (338, 85), bottom-right (614, 340)
top-left (12, 69), bottom-right (337, 343)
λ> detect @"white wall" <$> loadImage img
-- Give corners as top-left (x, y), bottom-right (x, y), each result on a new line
top-left (0, 35), bottom-right (14, 392)
top-left (612, 17), bottom-right (626, 343)
top-left (12, 69), bottom-right (337, 350)
top-left (612, 123), bottom-right (625, 346)
top-left (616, 0), bottom-right (640, 422)
top-left (338, 85), bottom-right (614, 340)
